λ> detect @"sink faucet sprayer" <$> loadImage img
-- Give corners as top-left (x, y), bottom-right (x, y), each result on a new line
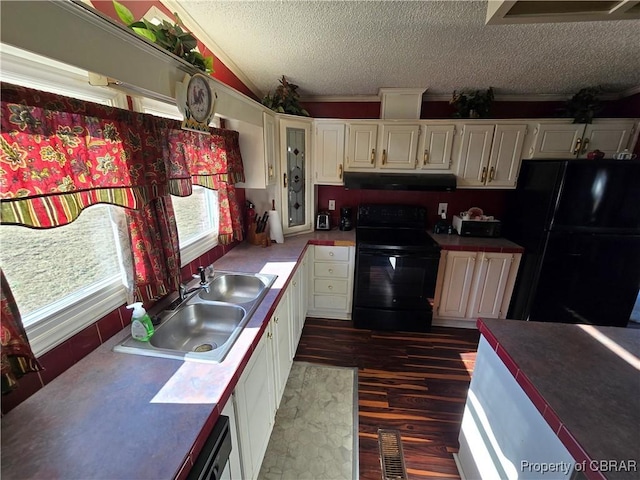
top-left (179, 266), bottom-right (210, 300)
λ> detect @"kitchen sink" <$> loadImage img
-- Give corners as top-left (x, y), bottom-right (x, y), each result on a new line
top-left (198, 273), bottom-right (271, 304)
top-left (113, 271), bottom-right (277, 363)
top-left (149, 303), bottom-right (245, 351)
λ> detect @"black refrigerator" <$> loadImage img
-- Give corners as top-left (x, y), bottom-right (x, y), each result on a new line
top-left (504, 159), bottom-right (640, 327)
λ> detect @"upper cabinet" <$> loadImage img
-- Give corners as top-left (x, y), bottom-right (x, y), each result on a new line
top-left (526, 120), bottom-right (637, 159)
top-left (313, 121), bottom-right (345, 185)
top-left (457, 123), bottom-right (527, 188)
top-left (379, 124), bottom-right (421, 169)
top-left (279, 117), bottom-right (314, 236)
top-left (232, 112), bottom-right (278, 189)
top-left (346, 123), bottom-right (378, 170)
top-left (418, 124), bottom-right (456, 170)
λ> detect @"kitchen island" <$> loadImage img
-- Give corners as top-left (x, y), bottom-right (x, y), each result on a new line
top-left (457, 318), bottom-right (640, 480)
top-left (0, 230), bottom-right (354, 480)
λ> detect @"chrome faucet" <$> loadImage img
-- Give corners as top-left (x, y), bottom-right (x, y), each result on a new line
top-left (179, 266), bottom-right (210, 300)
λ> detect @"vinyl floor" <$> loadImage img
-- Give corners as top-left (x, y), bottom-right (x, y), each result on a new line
top-left (294, 318), bottom-right (480, 480)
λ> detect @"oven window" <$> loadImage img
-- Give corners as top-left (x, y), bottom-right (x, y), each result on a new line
top-left (354, 251), bottom-right (439, 310)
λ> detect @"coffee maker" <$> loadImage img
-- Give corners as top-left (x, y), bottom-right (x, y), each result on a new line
top-left (339, 207), bottom-right (353, 231)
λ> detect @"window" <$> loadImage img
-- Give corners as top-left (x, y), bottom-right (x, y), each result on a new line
top-left (136, 98), bottom-right (220, 266)
top-left (0, 44), bottom-right (129, 355)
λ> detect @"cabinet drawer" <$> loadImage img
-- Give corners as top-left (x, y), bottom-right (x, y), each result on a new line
top-left (314, 246), bottom-right (349, 262)
top-left (312, 295), bottom-right (348, 311)
top-left (313, 262), bottom-right (349, 278)
top-left (314, 279), bottom-right (348, 295)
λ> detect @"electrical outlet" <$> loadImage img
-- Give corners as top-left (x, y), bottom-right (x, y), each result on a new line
top-left (438, 202), bottom-right (448, 216)
top-left (328, 200), bottom-right (336, 211)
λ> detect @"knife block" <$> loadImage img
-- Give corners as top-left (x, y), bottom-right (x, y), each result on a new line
top-left (247, 222), bottom-right (270, 247)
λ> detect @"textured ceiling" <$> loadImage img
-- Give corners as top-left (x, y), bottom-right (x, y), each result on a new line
top-left (175, 0), bottom-right (640, 99)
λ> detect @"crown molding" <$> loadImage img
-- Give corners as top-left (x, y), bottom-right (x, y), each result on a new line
top-left (161, 0), bottom-right (263, 99)
top-left (620, 85), bottom-right (640, 97)
top-left (300, 95), bottom-right (383, 103)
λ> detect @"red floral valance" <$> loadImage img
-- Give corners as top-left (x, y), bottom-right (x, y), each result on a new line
top-left (0, 82), bottom-right (244, 240)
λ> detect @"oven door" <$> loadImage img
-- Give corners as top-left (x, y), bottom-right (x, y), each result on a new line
top-left (353, 247), bottom-right (440, 331)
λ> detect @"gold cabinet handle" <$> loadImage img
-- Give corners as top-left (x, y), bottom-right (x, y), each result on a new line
top-left (573, 138), bottom-right (582, 155)
top-left (481, 166), bottom-right (487, 183)
top-left (267, 332), bottom-right (273, 339)
top-left (382, 149), bottom-right (387, 165)
top-left (283, 172), bottom-right (287, 188)
top-left (370, 149), bottom-right (375, 164)
top-left (328, 285), bottom-right (333, 290)
top-left (338, 164), bottom-right (343, 179)
top-left (489, 166), bottom-right (495, 182)
top-left (268, 165), bottom-right (274, 178)
top-left (581, 137), bottom-right (590, 154)
top-left (293, 281), bottom-right (297, 287)
top-left (329, 251), bottom-right (334, 256)
top-left (274, 317), bottom-right (279, 324)
top-left (328, 268), bottom-right (333, 273)
top-left (423, 150), bottom-right (429, 166)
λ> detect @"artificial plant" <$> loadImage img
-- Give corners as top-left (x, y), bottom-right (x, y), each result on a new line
top-left (450, 87), bottom-right (495, 118)
top-left (112, 1), bottom-right (213, 73)
top-left (563, 87), bottom-right (602, 124)
top-left (262, 76), bottom-right (310, 117)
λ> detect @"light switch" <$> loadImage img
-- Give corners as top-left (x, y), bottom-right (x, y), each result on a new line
top-left (328, 200), bottom-right (336, 211)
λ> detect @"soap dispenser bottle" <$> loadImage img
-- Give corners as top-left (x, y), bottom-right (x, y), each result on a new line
top-left (126, 302), bottom-right (155, 341)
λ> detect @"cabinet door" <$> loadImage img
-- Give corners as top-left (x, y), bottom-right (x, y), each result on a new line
top-left (346, 123), bottom-right (378, 170)
top-left (289, 267), bottom-right (303, 355)
top-left (419, 124), bottom-right (455, 170)
top-left (580, 121), bottom-right (635, 158)
top-left (272, 288), bottom-right (292, 407)
top-left (530, 123), bottom-right (584, 158)
top-left (379, 124), bottom-right (420, 169)
top-left (280, 119), bottom-right (313, 235)
top-left (457, 125), bottom-right (495, 187)
top-left (263, 112), bottom-right (277, 186)
top-left (234, 333), bottom-right (274, 480)
top-left (314, 122), bottom-right (345, 185)
top-left (467, 253), bottom-right (513, 319)
top-left (487, 124), bottom-right (527, 188)
top-left (437, 251), bottom-right (477, 318)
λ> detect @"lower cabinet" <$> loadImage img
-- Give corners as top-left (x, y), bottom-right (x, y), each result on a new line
top-left (232, 332), bottom-right (275, 480)
top-left (307, 245), bottom-right (355, 320)
top-left (434, 250), bottom-right (521, 325)
top-left (229, 251), bottom-right (310, 480)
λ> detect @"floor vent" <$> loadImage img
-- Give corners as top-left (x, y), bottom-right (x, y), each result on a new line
top-left (378, 429), bottom-right (408, 480)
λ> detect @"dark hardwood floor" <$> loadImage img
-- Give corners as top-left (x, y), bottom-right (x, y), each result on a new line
top-left (294, 318), bottom-right (480, 480)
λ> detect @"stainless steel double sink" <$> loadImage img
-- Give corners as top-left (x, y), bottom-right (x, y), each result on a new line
top-left (114, 272), bottom-right (277, 363)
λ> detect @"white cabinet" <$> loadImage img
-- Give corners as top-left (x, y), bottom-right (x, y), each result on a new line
top-left (314, 122), bottom-right (345, 185)
top-left (437, 251), bottom-right (477, 318)
top-left (457, 123), bottom-right (527, 188)
top-left (263, 112), bottom-right (278, 186)
top-left (345, 123), bottom-right (378, 170)
top-left (418, 124), bottom-right (456, 170)
top-left (379, 124), bottom-right (421, 169)
top-left (307, 245), bottom-right (355, 320)
top-left (233, 331), bottom-right (275, 480)
top-left (279, 117), bottom-right (313, 235)
top-left (527, 120), bottom-right (637, 159)
top-left (271, 288), bottom-right (292, 408)
top-left (580, 121), bottom-right (636, 158)
top-left (434, 250), bottom-right (521, 326)
top-left (221, 397), bottom-right (243, 480)
top-left (289, 247), bottom-right (313, 357)
top-left (229, 112), bottom-right (278, 189)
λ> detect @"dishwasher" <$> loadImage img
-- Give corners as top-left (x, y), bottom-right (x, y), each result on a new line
top-left (188, 415), bottom-right (232, 480)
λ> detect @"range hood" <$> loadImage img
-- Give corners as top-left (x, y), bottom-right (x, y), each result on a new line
top-left (343, 172), bottom-right (456, 191)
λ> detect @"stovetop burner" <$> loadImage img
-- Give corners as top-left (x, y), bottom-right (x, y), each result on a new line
top-left (355, 204), bottom-right (440, 253)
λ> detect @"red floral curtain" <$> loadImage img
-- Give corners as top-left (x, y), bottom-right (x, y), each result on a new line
top-left (1, 82), bottom-right (245, 242)
top-left (126, 196), bottom-right (181, 303)
top-left (1, 270), bottom-right (43, 394)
